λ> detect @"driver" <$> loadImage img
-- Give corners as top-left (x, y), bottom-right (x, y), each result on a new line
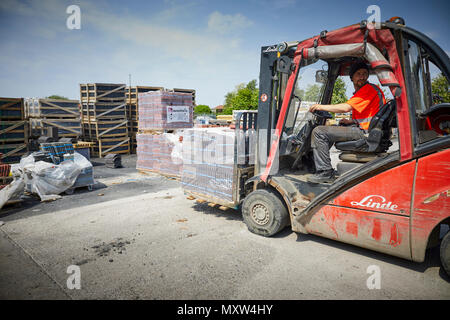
top-left (307, 61), bottom-right (386, 183)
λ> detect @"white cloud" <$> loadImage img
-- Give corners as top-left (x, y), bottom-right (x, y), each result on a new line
top-left (0, 0), bottom-right (260, 107)
top-left (207, 11), bottom-right (253, 35)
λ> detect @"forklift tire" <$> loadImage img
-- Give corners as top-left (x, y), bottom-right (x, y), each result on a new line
top-left (440, 230), bottom-right (450, 276)
top-left (242, 189), bottom-right (289, 237)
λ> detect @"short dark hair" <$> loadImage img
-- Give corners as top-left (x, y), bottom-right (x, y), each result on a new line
top-left (349, 61), bottom-right (369, 80)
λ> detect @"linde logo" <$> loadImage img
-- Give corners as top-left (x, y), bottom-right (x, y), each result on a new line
top-left (350, 195), bottom-right (398, 211)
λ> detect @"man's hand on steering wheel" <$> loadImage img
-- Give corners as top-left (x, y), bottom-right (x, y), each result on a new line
top-left (309, 104), bottom-right (322, 113)
top-left (339, 118), bottom-right (355, 126)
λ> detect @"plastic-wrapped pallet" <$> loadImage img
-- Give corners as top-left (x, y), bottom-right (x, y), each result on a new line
top-left (181, 127), bottom-right (236, 203)
top-left (138, 91), bottom-right (193, 130)
top-left (136, 132), bottom-right (183, 178)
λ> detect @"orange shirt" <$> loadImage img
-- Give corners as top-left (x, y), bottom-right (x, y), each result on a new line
top-left (346, 83), bottom-right (386, 131)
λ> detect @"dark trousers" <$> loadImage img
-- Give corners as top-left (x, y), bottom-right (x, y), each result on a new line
top-left (311, 125), bottom-right (366, 171)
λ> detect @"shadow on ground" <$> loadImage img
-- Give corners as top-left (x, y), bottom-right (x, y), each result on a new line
top-left (295, 232), bottom-right (450, 282)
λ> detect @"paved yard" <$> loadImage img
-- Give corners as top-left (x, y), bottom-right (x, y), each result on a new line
top-left (0, 155), bottom-right (449, 300)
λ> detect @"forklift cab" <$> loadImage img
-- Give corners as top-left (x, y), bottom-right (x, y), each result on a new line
top-left (242, 18), bottom-right (450, 274)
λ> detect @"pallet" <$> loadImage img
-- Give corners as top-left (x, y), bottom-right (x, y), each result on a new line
top-left (90, 136), bottom-right (130, 158)
top-left (138, 168), bottom-right (180, 181)
top-left (126, 86), bottom-right (164, 104)
top-left (30, 118), bottom-right (81, 139)
top-left (80, 83), bottom-right (126, 104)
top-left (0, 121), bottom-right (29, 143)
top-left (81, 102), bottom-right (127, 121)
top-left (82, 119), bottom-right (129, 139)
top-left (126, 103), bottom-right (139, 120)
top-left (128, 119), bottom-right (139, 135)
top-left (0, 97), bottom-right (24, 120)
top-left (25, 98), bottom-right (80, 118)
top-left (0, 143), bottom-right (28, 164)
top-left (185, 192), bottom-right (235, 210)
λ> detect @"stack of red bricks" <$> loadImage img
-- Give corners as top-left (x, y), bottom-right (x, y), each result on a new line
top-left (136, 90), bottom-right (194, 178)
top-left (136, 133), bottom-right (183, 178)
top-left (138, 91), bottom-right (194, 130)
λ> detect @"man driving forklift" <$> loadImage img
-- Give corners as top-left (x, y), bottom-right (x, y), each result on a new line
top-left (307, 60), bottom-right (386, 183)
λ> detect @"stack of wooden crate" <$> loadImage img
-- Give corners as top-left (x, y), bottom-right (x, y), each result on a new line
top-left (126, 86), bottom-right (164, 153)
top-left (80, 83), bottom-right (130, 158)
top-left (25, 98), bottom-right (82, 141)
top-left (0, 97), bottom-right (28, 163)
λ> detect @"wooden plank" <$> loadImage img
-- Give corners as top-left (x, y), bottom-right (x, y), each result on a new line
top-left (184, 190), bottom-right (237, 209)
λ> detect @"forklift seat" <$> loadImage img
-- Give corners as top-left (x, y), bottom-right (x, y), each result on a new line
top-left (335, 100), bottom-right (396, 173)
top-left (335, 99), bottom-right (396, 154)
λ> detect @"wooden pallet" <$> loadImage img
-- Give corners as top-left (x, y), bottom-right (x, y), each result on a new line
top-left (81, 102), bottom-right (127, 122)
top-left (185, 193), bottom-right (233, 211)
top-left (80, 83), bottom-right (126, 104)
top-left (138, 168), bottom-right (180, 181)
top-left (25, 98), bottom-right (80, 118)
top-left (126, 86), bottom-right (164, 104)
top-left (0, 121), bottom-right (29, 143)
top-left (90, 136), bottom-right (130, 158)
top-left (0, 143), bottom-right (28, 163)
top-left (0, 97), bottom-right (24, 120)
top-left (30, 118), bottom-right (81, 139)
top-left (82, 119), bottom-right (129, 140)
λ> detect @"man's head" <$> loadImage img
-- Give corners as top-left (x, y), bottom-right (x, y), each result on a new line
top-left (349, 61), bottom-right (369, 90)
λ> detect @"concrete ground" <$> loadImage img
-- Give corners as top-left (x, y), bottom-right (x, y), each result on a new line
top-left (0, 154), bottom-right (449, 300)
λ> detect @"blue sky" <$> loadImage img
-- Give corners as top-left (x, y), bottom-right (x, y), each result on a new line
top-left (0, 0), bottom-right (448, 108)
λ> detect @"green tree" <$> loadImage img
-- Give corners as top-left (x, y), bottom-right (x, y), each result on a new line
top-left (303, 84), bottom-right (321, 102)
top-left (331, 77), bottom-right (348, 104)
top-left (431, 73), bottom-right (450, 103)
top-left (223, 80), bottom-right (259, 115)
top-left (194, 104), bottom-right (211, 114)
top-left (46, 95), bottom-right (69, 100)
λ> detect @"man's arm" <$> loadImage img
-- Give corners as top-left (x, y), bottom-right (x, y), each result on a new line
top-left (309, 103), bottom-right (353, 114)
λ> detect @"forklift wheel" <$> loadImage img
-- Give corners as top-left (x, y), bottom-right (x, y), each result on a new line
top-left (440, 230), bottom-right (450, 276)
top-left (242, 189), bottom-right (289, 237)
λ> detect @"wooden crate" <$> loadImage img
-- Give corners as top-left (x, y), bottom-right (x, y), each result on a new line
top-left (25, 98), bottom-right (80, 118)
top-left (90, 136), bottom-right (130, 158)
top-left (80, 83), bottom-right (126, 104)
top-left (82, 119), bottom-right (128, 140)
top-left (126, 86), bottom-right (164, 104)
top-left (0, 143), bottom-right (28, 163)
top-left (1, 121), bottom-right (28, 143)
top-left (81, 102), bottom-right (127, 122)
top-left (0, 98), bottom-right (24, 120)
top-left (30, 118), bottom-right (81, 139)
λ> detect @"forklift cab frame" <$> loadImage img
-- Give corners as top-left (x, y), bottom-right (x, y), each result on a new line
top-left (242, 19), bottom-right (450, 270)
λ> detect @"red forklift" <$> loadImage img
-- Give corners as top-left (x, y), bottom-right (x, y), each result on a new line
top-left (226, 17), bottom-right (450, 274)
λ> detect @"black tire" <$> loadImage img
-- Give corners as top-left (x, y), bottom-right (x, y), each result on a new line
top-left (242, 189), bottom-right (290, 237)
top-left (440, 230), bottom-right (450, 276)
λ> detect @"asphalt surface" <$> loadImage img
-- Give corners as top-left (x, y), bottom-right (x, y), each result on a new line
top-left (0, 154), bottom-right (449, 300)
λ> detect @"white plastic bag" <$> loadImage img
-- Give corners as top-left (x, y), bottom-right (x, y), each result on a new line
top-left (26, 160), bottom-right (81, 201)
top-left (0, 176), bottom-right (25, 210)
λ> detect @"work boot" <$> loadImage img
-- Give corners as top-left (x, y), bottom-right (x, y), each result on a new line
top-left (307, 169), bottom-right (336, 184)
